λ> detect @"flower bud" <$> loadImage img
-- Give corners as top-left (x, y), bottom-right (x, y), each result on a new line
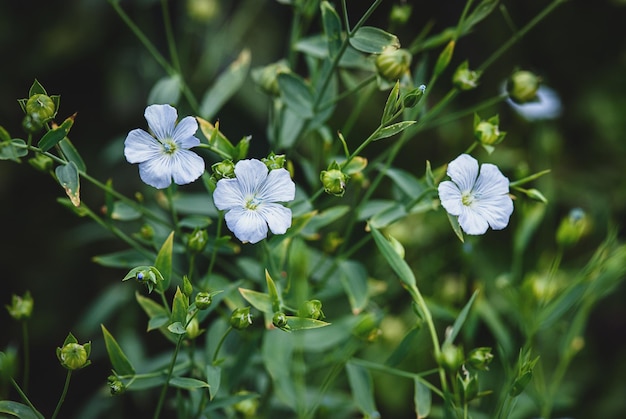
top-left (375, 47), bottom-right (412, 81)
top-left (510, 354), bottom-right (539, 397)
top-left (182, 276), bottom-right (194, 297)
top-left (453, 61), bottom-right (481, 90)
top-left (211, 159), bottom-right (235, 180)
top-left (474, 114), bottom-right (506, 147)
top-left (320, 168), bottom-right (349, 197)
top-left (195, 291), bottom-right (213, 310)
top-left (507, 70), bottom-right (541, 104)
top-left (390, 4), bottom-right (412, 26)
top-left (298, 300), bottom-right (325, 320)
top-left (107, 375), bottom-right (126, 395)
top-left (139, 224), bottom-right (155, 240)
top-left (233, 390), bottom-right (259, 418)
top-left (187, 228), bottom-right (209, 254)
top-left (272, 312), bottom-right (289, 330)
top-left (122, 266), bottom-right (164, 294)
top-left (0, 126), bottom-right (10, 142)
top-left (6, 291), bottom-right (34, 321)
top-left (26, 94), bottom-right (56, 122)
top-left (467, 347), bottom-right (494, 371)
top-left (353, 312), bottom-right (381, 342)
top-left (186, 0), bottom-right (219, 22)
top-left (56, 333), bottom-right (91, 370)
top-left (251, 61), bottom-right (290, 96)
top-left (22, 114), bottom-right (43, 134)
top-left (28, 153), bottom-right (54, 172)
top-left (230, 307), bottom-right (253, 330)
top-left (457, 370), bottom-right (479, 403)
top-left (434, 40), bottom-right (455, 77)
top-left (402, 84), bottom-right (426, 108)
top-left (556, 208), bottom-right (590, 248)
top-left (262, 152), bottom-right (286, 170)
top-left (437, 342), bottom-right (464, 373)
top-left (185, 317), bottom-right (204, 339)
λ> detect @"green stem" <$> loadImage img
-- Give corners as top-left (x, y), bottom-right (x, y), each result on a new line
top-left (10, 378), bottom-right (44, 419)
top-left (212, 326), bottom-right (233, 364)
top-left (153, 335), bottom-right (184, 419)
top-left (51, 370), bottom-right (72, 419)
top-left (160, 0), bottom-right (181, 73)
top-left (21, 321), bottom-right (30, 393)
top-left (166, 186), bottom-right (181, 237)
top-left (206, 212), bottom-right (224, 283)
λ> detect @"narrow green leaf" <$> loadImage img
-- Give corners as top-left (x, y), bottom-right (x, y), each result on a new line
top-left (101, 324), bottom-right (135, 376)
top-left (277, 72), bottom-right (314, 118)
top-left (93, 249), bottom-right (153, 268)
top-left (445, 211), bottom-right (465, 243)
top-left (200, 49), bottom-right (251, 119)
top-left (206, 365), bottom-right (221, 400)
top-left (38, 115), bottom-right (74, 152)
top-left (55, 161), bottom-right (80, 206)
top-left (338, 260), bottom-right (369, 314)
top-left (196, 118), bottom-right (237, 160)
top-left (58, 137), bottom-right (86, 174)
top-left (0, 125), bottom-right (11, 142)
top-left (171, 287), bottom-right (188, 325)
top-left (460, 0), bottom-right (500, 35)
top-left (346, 362), bottom-right (379, 417)
top-left (321, 1), bottom-right (342, 57)
top-left (239, 288), bottom-right (273, 314)
top-left (148, 74), bottom-right (182, 106)
top-left (371, 228), bottom-right (417, 290)
top-left (349, 26), bottom-right (400, 54)
top-left (414, 378), bottom-right (432, 419)
top-left (135, 292), bottom-right (168, 318)
top-left (381, 81), bottom-right (401, 125)
top-left (155, 231), bottom-right (174, 291)
top-left (265, 269), bottom-right (281, 313)
top-left (443, 290), bottom-right (479, 345)
top-left (0, 401), bottom-right (43, 419)
top-left (284, 316), bottom-right (331, 331)
top-left (111, 201), bottom-right (142, 221)
top-left (169, 376), bottom-right (210, 389)
top-left (371, 120), bottom-right (416, 141)
top-left (386, 327), bottom-right (421, 367)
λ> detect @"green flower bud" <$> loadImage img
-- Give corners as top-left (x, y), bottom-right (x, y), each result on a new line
top-left (185, 317), bottom-right (204, 339)
top-left (390, 4), bottom-right (412, 25)
top-left (6, 291), bottom-right (34, 321)
top-left (186, 0), bottom-right (219, 22)
top-left (56, 333), bottom-right (91, 370)
top-left (457, 370), bottom-right (479, 403)
top-left (438, 342), bottom-right (464, 373)
top-left (122, 266), bottom-right (164, 294)
top-left (26, 94), bottom-right (56, 122)
top-left (510, 354), bottom-right (539, 397)
top-left (556, 208), bottom-right (590, 248)
top-left (474, 114), bottom-right (506, 146)
top-left (375, 47), bottom-right (412, 81)
top-left (353, 312), bottom-right (381, 342)
top-left (507, 70), bottom-right (541, 104)
top-left (251, 60), bottom-right (290, 96)
top-left (230, 307), bottom-right (253, 330)
top-left (453, 61), bottom-right (481, 90)
top-left (320, 168), bottom-right (349, 197)
top-left (262, 152), bottom-right (286, 170)
top-left (272, 312), bottom-right (289, 330)
top-left (195, 291), bottom-right (213, 310)
top-left (298, 300), bottom-right (325, 320)
top-left (182, 275), bottom-right (194, 297)
top-left (22, 114), bottom-right (43, 134)
top-left (187, 228), bottom-right (209, 254)
top-left (139, 224), bottom-right (155, 240)
top-left (233, 390), bottom-right (259, 418)
top-left (402, 84), bottom-right (426, 108)
top-left (434, 40), bottom-right (455, 77)
top-left (211, 159), bottom-right (235, 180)
top-left (467, 347), bottom-right (494, 371)
top-left (107, 375), bottom-right (126, 395)
top-left (28, 153), bottom-right (54, 172)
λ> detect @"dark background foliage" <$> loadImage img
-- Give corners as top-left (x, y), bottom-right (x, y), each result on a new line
top-left (1, 0), bottom-right (625, 417)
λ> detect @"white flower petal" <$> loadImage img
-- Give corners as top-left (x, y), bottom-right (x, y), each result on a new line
top-left (258, 203), bottom-right (292, 235)
top-left (447, 154), bottom-right (478, 192)
top-left (225, 207), bottom-right (268, 244)
top-left (458, 206), bottom-right (490, 235)
top-left (138, 156), bottom-right (174, 189)
top-left (124, 129), bottom-right (162, 163)
top-left (170, 150), bottom-right (205, 185)
top-left (472, 194), bottom-right (513, 231)
top-left (257, 168), bottom-right (295, 203)
top-left (172, 116), bottom-right (200, 148)
top-left (145, 104), bottom-right (177, 140)
top-left (507, 86), bottom-right (562, 121)
top-left (473, 163), bottom-right (510, 197)
top-left (213, 178), bottom-right (246, 210)
top-left (234, 159), bottom-right (268, 196)
top-left (438, 180), bottom-right (463, 216)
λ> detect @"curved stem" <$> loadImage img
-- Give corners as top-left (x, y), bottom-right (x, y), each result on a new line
top-left (10, 378), bottom-right (44, 419)
top-left (212, 326), bottom-right (233, 364)
top-left (153, 336), bottom-right (183, 419)
top-left (21, 321), bottom-right (30, 393)
top-left (51, 370), bottom-right (72, 419)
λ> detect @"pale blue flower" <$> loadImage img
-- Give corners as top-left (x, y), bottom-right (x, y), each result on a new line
top-left (124, 104), bottom-right (205, 189)
top-left (506, 85), bottom-right (562, 121)
top-left (438, 154), bottom-right (513, 235)
top-left (213, 159), bottom-right (295, 244)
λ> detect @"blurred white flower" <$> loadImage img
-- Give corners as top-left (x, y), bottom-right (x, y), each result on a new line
top-left (124, 104), bottom-right (205, 189)
top-left (438, 154), bottom-right (513, 235)
top-left (507, 85), bottom-right (562, 121)
top-left (213, 159), bottom-right (295, 244)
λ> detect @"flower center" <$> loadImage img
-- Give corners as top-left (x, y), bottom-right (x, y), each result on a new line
top-left (245, 195), bottom-right (261, 210)
top-left (461, 191), bottom-right (475, 206)
top-left (162, 139), bottom-right (177, 155)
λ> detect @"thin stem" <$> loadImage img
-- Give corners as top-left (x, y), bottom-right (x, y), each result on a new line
top-left (10, 378), bottom-right (44, 419)
top-left (206, 212), bottom-right (224, 283)
top-left (166, 186), bottom-right (181, 237)
top-left (51, 370), bottom-right (72, 419)
top-left (212, 326), bottom-right (233, 364)
top-left (21, 321), bottom-right (30, 393)
top-left (160, 0), bottom-right (181, 73)
top-left (153, 335), bottom-right (184, 419)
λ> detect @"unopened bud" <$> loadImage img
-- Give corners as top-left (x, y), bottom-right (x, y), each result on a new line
top-left (453, 61), bottom-right (481, 90)
top-left (438, 342), bottom-right (464, 372)
top-left (320, 168), bottom-right (348, 197)
top-left (187, 228), bottom-right (209, 254)
top-left (211, 159), bottom-right (235, 180)
top-left (507, 71), bottom-right (541, 104)
top-left (272, 312), bottom-right (289, 330)
top-left (28, 153), bottom-right (54, 172)
top-left (230, 307), bottom-right (253, 330)
top-left (262, 152), bottom-right (286, 170)
top-left (107, 375), bottom-right (126, 395)
top-left (6, 291), bottom-right (34, 321)
top-left (457, 370), bottom-right (479, 403)
top-left (195, 292), bottom-right (213, 310)
top-left (298, 300), bottom-right (325, 320)
top-left (185, 317), bottom-right (204, 339)
top-left (26, 94), bottom-right (56, 122)
top-left (474, 114), bottom-right (506, 146)
top-left (467, 347), bottom-right (494, 371)
top-left (56, 333), bottom-right (91, 370)
top-left (375, 47), bottom-right (412, 81)
top-left (434, 40), bottom-right (455, 77)
top-left (556, 208), bottom-right (590, 248)
top-left (251, 61), bottom-right (290, 96)
top-left (402, 84), bottom-right (426, 108)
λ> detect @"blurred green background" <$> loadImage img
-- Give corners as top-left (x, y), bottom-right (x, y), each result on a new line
top-left (1, 0), bottom-right (626, 417)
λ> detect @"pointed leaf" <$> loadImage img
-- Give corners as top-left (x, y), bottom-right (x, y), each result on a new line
top-left (0, 401), bottom-right (43, 419)
top-left (277, 72), bottom-right (314, 118)
top-left (200, 49), bottom-right (251, 119)
top-left (171, 287), bottom-right (188, 325)
top-left (321, 1), bottom-right (342, 57)
top-left (29, 79), bottom-right (48, 96)
top-left (167, 321), bottom-right (187, 335)
top-left (265, 269), bottom-right (281, 313)
top-left (349, 26), bottom-right (400, 54)
top-left (196, 118), bottom-right (237, 160)
top-left (101, 324), bottom-right (135, 376)
top-left (38, 114), bottom-right (75, 152)
top-left (371, 228), bottom-right (417, 290)
top-left (148, 74), bottom-right (182, 106)
top-left (59, 137), bottom-right (86, 173)
top-left (206, 365), bottom-right (221, 400)
top-left (414, 378), bottom-right (432, 419)
top-left (371, 121), bottom-right (416, 141)
top-left (381, 81), bottom-right (401, 125)
top-left (155, 231), bottom-right (174, 291)
top-left (445, 211), bottom-right (465, 243)
top-left (239, 288), bottom-right (273, 314)
top-left (169, 376), bottom-right (210, 389)
top-left (338, 260), bottom-right (369, 314)
top-left (443, 290), bottom-right (479, 345)
top-left (284, 316), bottom-right (330, 331)
top-left (55, 161), bottom-right (80, 206)
top-left (346, 362), bottom-right (379, 417)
